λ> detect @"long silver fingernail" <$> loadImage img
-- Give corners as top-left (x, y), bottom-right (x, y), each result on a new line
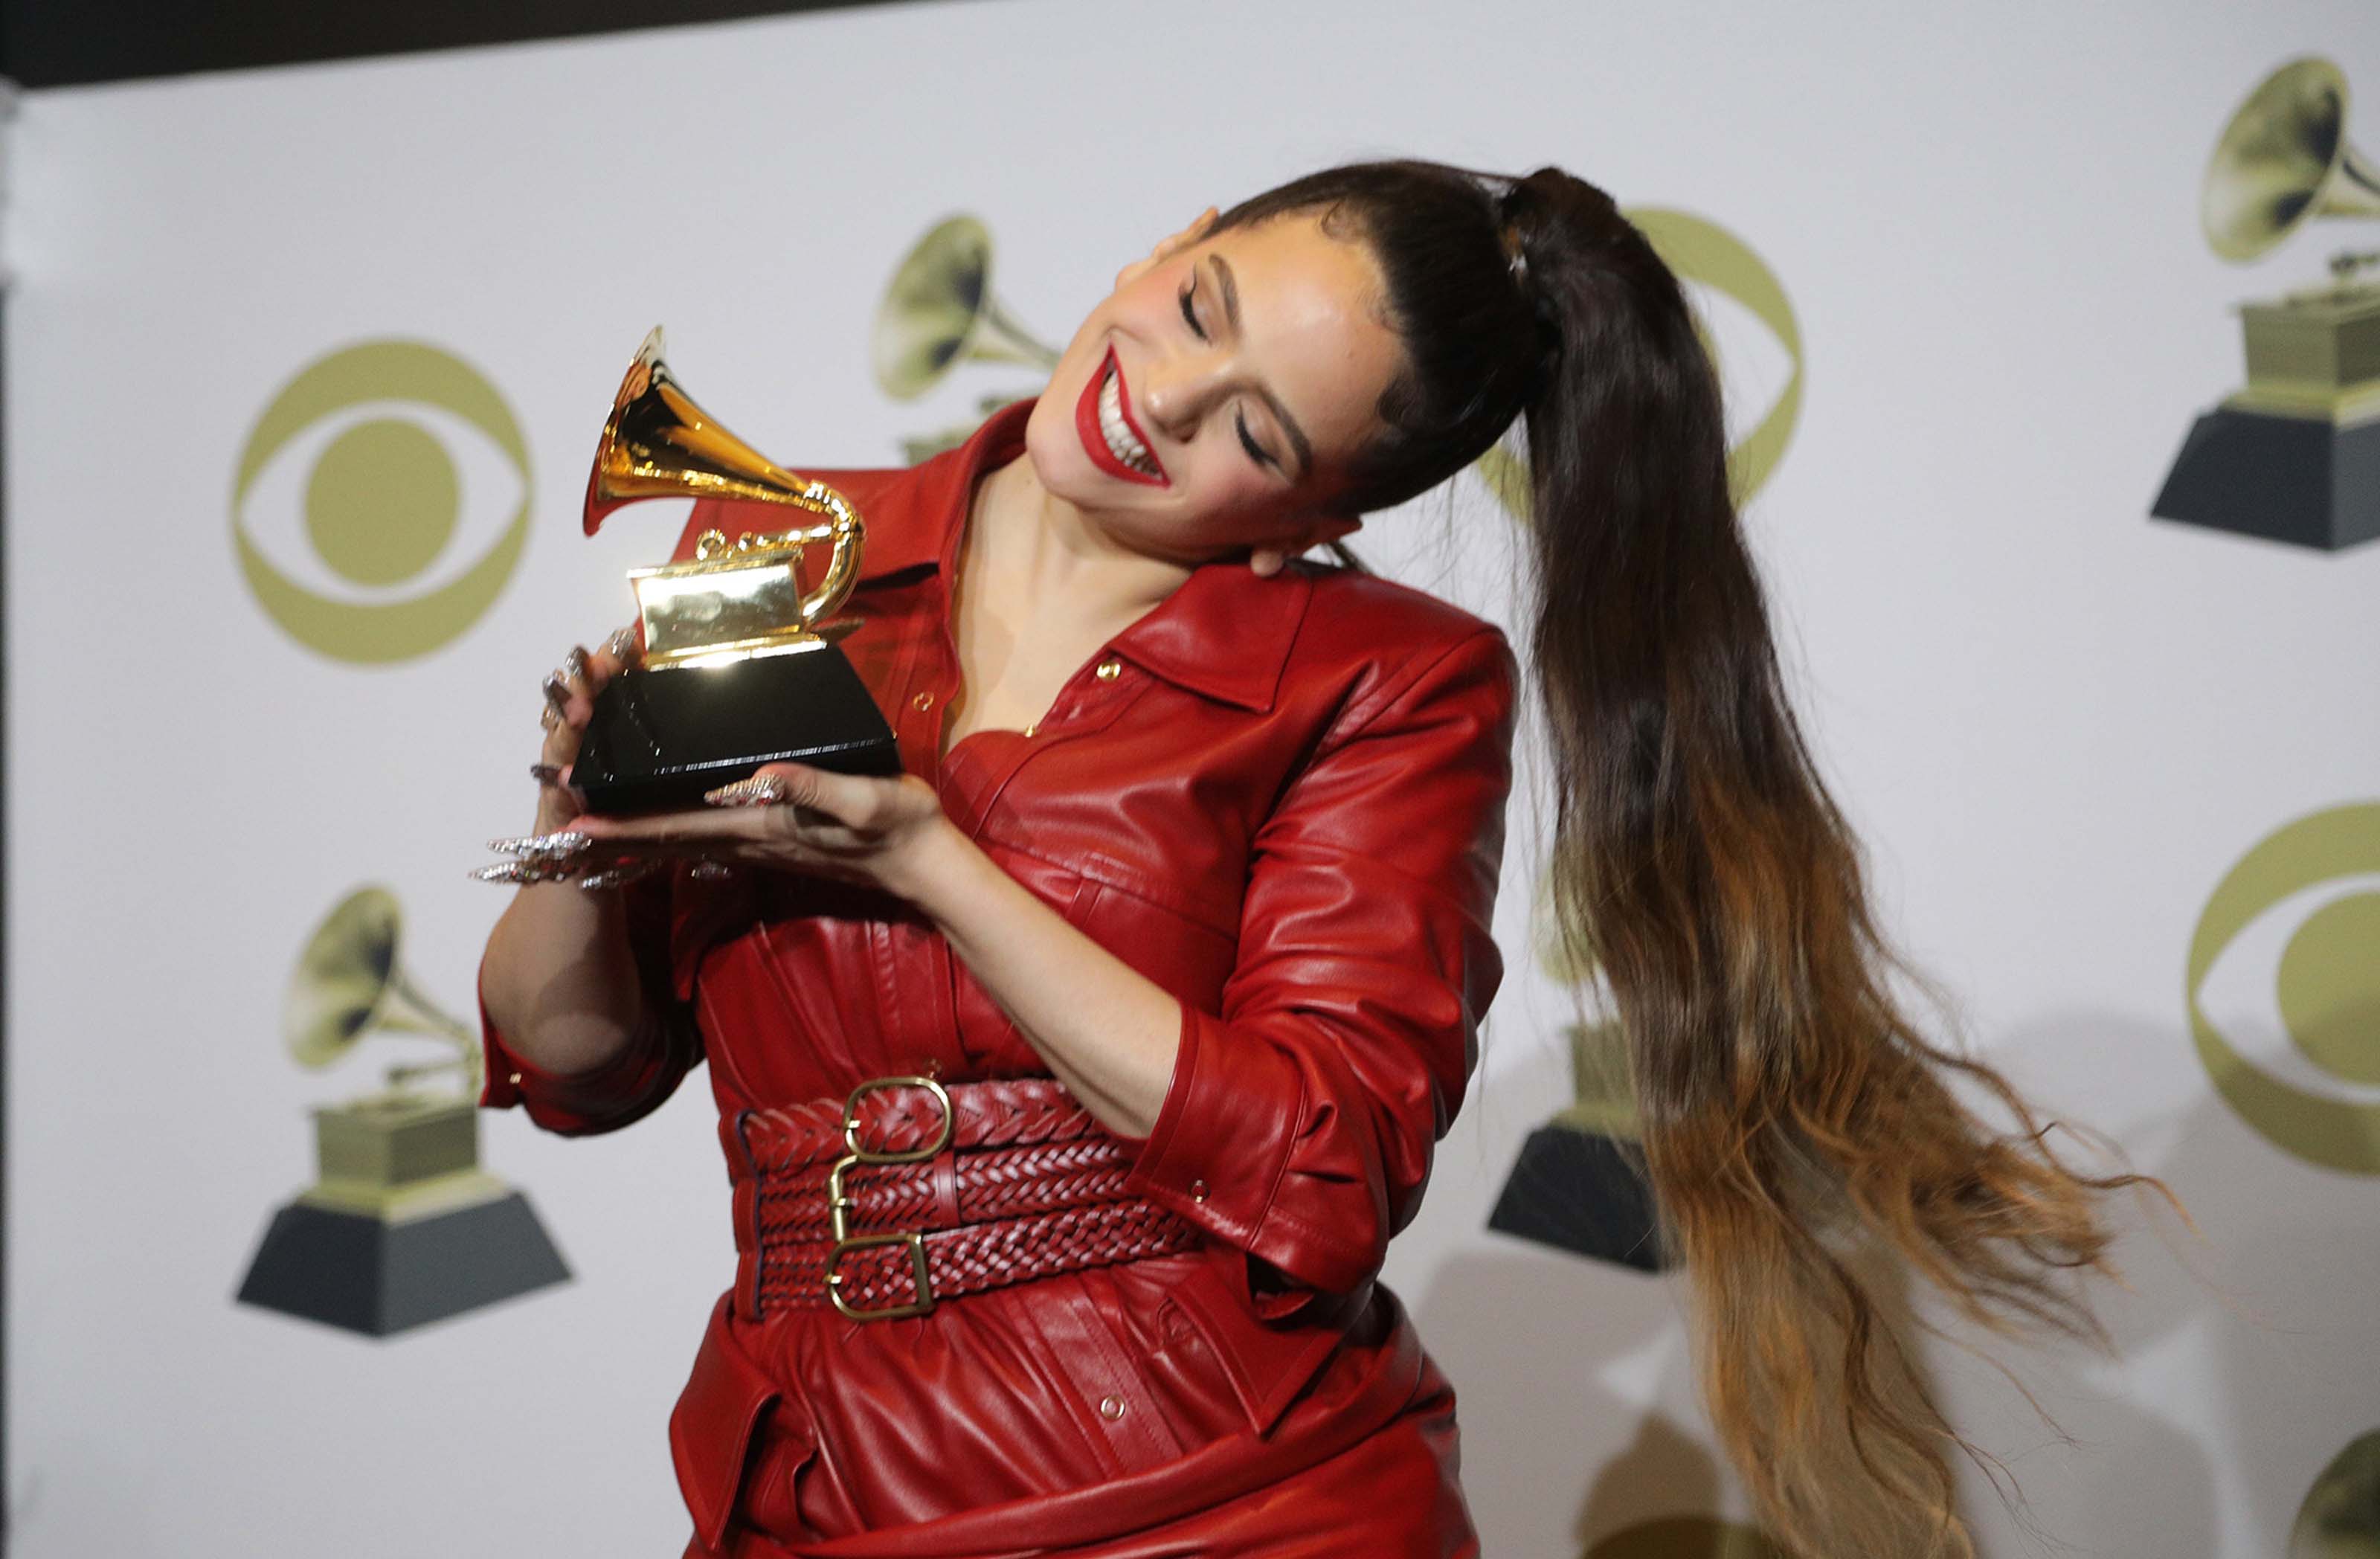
top-left (475, 852), bottom-right (576, 884)
top-left (577, 862), bottom-right (656, 891)
top-left (540, 704), bottom-right (562, 733)
top-left (488, 830), bottom-right (591, 858)
top-left (705, 774), bottom-right (788, 806)
top-left (604, 626), bottom-right (637, 660)
top-left (542, 672), bottom-right (570, 714)
top-left (562, 646), bottom-right (589, 681)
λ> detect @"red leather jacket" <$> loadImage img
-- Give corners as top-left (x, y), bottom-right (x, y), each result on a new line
top-left (480, 399), bottom-right (1518, 1557)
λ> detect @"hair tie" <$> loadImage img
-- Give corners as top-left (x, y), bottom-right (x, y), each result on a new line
top-left (1499, 219), bottom-right (1530, 289)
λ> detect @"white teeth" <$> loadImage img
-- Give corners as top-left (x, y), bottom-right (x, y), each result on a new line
top-left (1098, 364), bottom-right (1159, 476)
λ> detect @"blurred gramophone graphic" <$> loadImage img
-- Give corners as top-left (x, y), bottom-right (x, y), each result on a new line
top-left (1485, 881), bottom-right (1671, 1273)
top-left (2154, 55), bottom-right (2380, 552)
top-left (236, 886), bottom-right (568, 1336)
top-left (875, 214), bottom-right (1061, 463)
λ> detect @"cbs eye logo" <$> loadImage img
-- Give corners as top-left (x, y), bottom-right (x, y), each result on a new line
top-left (2291, 1428), bottom-right (2380, 1558)
top-left (232, 341), bottom-right (530, 664)
top-left (2188, 802), bottom-right (2380, 1174)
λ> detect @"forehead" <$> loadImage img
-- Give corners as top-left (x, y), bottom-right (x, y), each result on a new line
top-left (1197, 214), bottom-right (1402, 468)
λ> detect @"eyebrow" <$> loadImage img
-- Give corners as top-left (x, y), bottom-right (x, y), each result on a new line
top-left (1210, 254), bottom-right (1315, 480)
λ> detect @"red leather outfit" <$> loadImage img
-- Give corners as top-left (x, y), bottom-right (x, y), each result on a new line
top-left (479, 399), bottom-right (1519, 1556)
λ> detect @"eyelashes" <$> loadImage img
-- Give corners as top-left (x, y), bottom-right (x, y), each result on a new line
top-left (1178, 277), bottom-right (1208, 341)
top-left (1177, 271), bottom-right (1278, 473)
top-left (1234, 412), bottom-right (1270, 468)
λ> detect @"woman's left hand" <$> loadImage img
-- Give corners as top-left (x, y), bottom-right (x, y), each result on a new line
top-left (483, 762), bottom-right (954, 901)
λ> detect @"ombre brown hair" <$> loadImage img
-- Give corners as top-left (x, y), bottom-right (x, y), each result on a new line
top-left (1211, 159), bottom-right (2179, 1557)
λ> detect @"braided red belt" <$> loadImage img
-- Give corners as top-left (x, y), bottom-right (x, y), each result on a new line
top-left (724, 1076), bottom-right (1203, 1322)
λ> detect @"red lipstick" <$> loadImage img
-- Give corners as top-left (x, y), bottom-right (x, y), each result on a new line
top-left (1074, 345), bottom-right (1168, 486)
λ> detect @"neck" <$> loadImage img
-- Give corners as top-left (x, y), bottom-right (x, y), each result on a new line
top-left (967, 454), bottom-right (1196, 622)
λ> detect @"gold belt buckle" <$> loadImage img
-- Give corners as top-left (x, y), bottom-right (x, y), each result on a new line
top-left (825, 1075), bottom-right (953, 1322)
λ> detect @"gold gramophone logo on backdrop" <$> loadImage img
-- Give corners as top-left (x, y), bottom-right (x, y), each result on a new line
top-left (1479, 208), bottom-right (1804, 521)
top-left (232, 341), bottom-right (531, 662)
top-left (236, 886), bottom-right (568, 1336)
top-left (876, 215), bottom-right (1061, 463)
top-left (2187, 802), bottom-right (2380, 1174)
top-left (2152, 56), bottom-right (2380, 553)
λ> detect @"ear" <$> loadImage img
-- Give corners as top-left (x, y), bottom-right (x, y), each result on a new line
top-left (1114, 205), bottom-right (1220, 290)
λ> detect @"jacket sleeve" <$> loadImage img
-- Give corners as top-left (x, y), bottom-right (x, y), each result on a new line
top-left (477, 869), bottom-right (706, 1137)
top-left (1125, 625), bottom-right (1518, 1305)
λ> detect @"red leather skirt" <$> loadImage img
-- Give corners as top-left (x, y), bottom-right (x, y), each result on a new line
top-left (664, 1081), bottom-right (1476, 1556)
top-left (672, 1278), bottom-right (1475, 1558)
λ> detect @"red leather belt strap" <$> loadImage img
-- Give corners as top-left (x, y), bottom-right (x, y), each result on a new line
top-left (730, 1075), bottom-right (1111, 1171)
top-left (726, 1077), bottom-right (1202, 1322)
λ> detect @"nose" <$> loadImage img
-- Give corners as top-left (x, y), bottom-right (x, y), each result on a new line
top-left (1133, 346), bottom-right (1230, 440)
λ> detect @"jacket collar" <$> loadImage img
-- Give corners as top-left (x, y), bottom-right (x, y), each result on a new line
top-left (861, 397), bottom-right (1310, 713)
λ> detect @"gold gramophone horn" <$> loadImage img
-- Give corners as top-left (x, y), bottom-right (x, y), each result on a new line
top-left (873, 214), bottom-right (1061, 401)
top-left (582, 327), bottom-right (867, 653)
top-left (285, 885), bottom-right (480, 1090)
top-left (2204, 56), bottom-right (2380, 262)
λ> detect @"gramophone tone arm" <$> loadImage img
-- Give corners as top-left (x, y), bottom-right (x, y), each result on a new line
top-left (2330, 249), bottom-right (2380, 283)
top-left (385, 1053), bottom-right (478, 1091)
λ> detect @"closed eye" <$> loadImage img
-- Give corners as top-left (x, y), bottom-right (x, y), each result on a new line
top-left (1236, 412), bottom-right (1276, 470)
top-left (1183, 266), bottom-right (1282, 475)
top-left (1179, 278), bottom-right (1207, 341)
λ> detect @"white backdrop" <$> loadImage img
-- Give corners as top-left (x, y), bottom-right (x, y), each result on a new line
top-left (8, 2), bottom-right (2379, 1555)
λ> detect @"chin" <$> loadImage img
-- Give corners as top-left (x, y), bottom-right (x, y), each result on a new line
top-left (1020, 392), bottom-right (1104, 501)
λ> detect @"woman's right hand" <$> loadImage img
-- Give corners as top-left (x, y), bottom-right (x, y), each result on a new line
top-left (532, 624), bottom-right (640, 835)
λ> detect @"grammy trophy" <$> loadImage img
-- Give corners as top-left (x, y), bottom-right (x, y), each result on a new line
top-left (570, 328), bottom-right (903, 813)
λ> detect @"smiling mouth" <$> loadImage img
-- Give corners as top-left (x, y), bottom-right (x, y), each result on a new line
top-left (1074, 347), bottom-right (1167, 485)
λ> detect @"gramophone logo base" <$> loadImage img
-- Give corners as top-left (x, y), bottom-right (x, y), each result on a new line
top-left (1483, 1022), bottom-right (1673, 1273)
top-left (2152, 408), bottom-right (2380, 553)
top-left (237, 1186), bottom-right (570, 1339)
top-left (1486, 1123), bottom-right (1670, 1274)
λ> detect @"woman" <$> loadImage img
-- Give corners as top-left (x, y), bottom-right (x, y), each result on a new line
top-left (477, 161), bottom-right (2158, 1558)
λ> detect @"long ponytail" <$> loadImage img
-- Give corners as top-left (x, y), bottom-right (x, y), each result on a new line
top-left (1505, 167), bottom-right (2170, 1557)
top-left (1215, 159), bottom-right (2176, 1558)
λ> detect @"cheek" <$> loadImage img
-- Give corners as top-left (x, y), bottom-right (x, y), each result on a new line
top-left (1181, 447), bottom-right (1289, 521)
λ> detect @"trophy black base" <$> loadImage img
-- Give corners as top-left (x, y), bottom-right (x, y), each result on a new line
top-left (235, 1190), bottom-right (570, 1337)
top-left (1487, 1124), bottom-right (1670, 1273)
top-left (574, 646), bottom-right (903, 814)
top-left (2151, 406), bottom-right (2380, 553)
